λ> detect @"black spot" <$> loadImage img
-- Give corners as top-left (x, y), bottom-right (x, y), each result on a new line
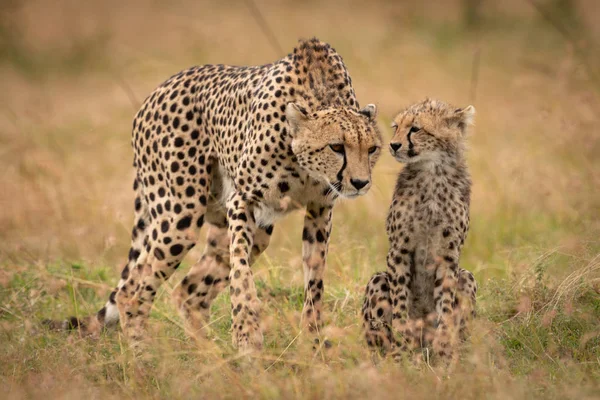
top-left (204, 275), bottom-right (214, 285)
top-left (278, 181), bottom-right (290, 193)
top-left (177, 215), bottom-right (192, 230)
top-left (302, 228), bottom-right (314, 244)
top-left (154, 248), bottom-right (165, 260)
top-left (170, 244), bottom-right (184, 256)
top-left (128, 248), bottom-right (140, 261)
top-left (315, 230), bottom-right (325, 243)
top-left (121, 264), bottom-right (130, 280)
top-left (97, 306), bottom-right (107, 322)
top-left (68, 317), bottom-right (80, 329)
top-left (161, 221), bottom-right (169, 233)
top-left (184, 284), bottom-right (196, 296)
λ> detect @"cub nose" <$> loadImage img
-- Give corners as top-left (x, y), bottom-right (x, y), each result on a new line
top-left (350, 179), bottom-right (369, 190)
top-left (390, 142), bottom-right (402, 152)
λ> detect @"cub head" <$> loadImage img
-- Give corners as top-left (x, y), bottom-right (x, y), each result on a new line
top-left (389, 98), bottom-right (475, 163)
top-left (286, 103), bottom-right (382, 198)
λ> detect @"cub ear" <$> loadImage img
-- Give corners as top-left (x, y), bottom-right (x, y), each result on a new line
top-left (451, 105), bottom-right (476, 134)
top-left (359, 104), bottom-right (377, 121)
top-left (286, 102), bottom-right (309, 133)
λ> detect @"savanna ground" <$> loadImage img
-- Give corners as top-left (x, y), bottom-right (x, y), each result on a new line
top-left (1, 0), bottom-right (599, 398)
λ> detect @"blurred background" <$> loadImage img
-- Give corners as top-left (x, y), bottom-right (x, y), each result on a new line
top-left (0, 0), bottom-right (599, 398)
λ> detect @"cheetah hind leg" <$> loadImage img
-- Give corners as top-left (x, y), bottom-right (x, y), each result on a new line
top-left (173, 224), bottom-right (231, 341)
top-left (43, 175), bottom-right (150, 338)
top-left (362, 271), bottom-right (394, 353)
top-left (117, 166), bottom-right (212, 348)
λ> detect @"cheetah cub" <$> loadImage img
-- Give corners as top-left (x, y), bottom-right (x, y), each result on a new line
top-left (362, 98), bottom-right (478, 361)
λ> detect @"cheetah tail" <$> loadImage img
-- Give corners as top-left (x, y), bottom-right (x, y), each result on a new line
top-left (42, 305), bottom-right (113, 336)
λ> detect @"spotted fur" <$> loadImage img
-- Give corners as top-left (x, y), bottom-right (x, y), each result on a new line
top-left (45, 38), bottom-right (382, 350)
top-left (362, 99), bottom-right (477, 362)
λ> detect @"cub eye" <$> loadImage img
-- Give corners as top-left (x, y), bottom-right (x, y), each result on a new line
top-left (368, 146), bottom-right (379, 155)
top-left (329, 144), bottom-right (345, 154)
top-left (409, 126), bottom-right (420, 134)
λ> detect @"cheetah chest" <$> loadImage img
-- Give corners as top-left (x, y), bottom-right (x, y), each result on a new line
top-left (218, 165), bottom-right (327, 228)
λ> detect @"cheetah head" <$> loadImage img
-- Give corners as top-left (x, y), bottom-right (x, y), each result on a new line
top-left (286, 103), bottom-right (382, 198)
top-left (389, 98), bottom-right (475, 164)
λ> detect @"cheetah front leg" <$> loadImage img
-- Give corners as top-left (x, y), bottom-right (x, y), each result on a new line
top-left (226, 193), bottom-right (263, 351)
top-left (173, 222), bottom-right (274, 340)
top-left (301, 203), bottom-right (332, 332)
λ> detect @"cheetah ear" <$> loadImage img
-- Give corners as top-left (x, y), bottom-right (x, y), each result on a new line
top-left (450, 105), bottom-right (476, 134)
top-left (359, 104), bottom-right (377, 121)
top-left (286, 102), bottom-right (309, 134)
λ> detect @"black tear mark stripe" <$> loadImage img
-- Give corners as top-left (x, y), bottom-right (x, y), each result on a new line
top-left (407, 130), bottom-right (415, 150)
top-left (336, 151), bottom-right (347, 182)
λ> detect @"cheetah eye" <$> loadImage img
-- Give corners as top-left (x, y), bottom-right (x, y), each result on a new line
top-left (409, 126), bottom-right (420, 134)
top-left (329, 144), bottom-right (345, 154)
top-left (368, 146), bottom-right (379, 155)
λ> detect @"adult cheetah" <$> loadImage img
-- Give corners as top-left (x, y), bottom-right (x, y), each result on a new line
top-left (362, 99), bottom-right (477, 361)
top-left (47, 38), bottom-right (382, 350)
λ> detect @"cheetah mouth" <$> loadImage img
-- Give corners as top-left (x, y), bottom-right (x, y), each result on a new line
top-left (325, 180), bottom-right (367, 199)
top-left (390, 149), bottom-right (418, 162)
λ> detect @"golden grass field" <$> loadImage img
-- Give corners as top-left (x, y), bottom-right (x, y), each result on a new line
top-left (1, 0), bottom-right (599, 398)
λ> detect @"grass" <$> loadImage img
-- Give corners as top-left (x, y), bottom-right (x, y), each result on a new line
top-left (1, 0), bottom-right (600, 398)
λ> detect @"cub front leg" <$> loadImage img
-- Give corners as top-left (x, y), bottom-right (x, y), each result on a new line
top-left (387, 248), bottom-right (416, 354)
top-left (226, 193), bottom-right (262, 350)
top-left (432, 252), bottom-right (460, 361)
top-left (301, 203), bottom-right (333, 332)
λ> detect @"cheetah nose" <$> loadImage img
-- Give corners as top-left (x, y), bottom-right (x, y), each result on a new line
top-left (350, 179), bottom-right (369, 190)
top-left (390, 142), bottom-right (402, 152)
